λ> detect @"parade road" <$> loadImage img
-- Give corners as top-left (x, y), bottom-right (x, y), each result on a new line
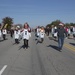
top-left (0, 32), bottom-right (75, 75)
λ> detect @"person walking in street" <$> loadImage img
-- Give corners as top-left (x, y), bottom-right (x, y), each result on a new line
top-left (2, 28), bottom-right (7, 40)
top-left (39, 26), bottom-right (45, 43)
top-left (14, 27), bottom-right (19, 44)
top-left (54, 26), bottom-right (57, 41)
top-left (51, 25), bottom-right (55, 38)
top-left (10, 28), bottom-right (14, 38)
top-left (36, 26), bottom-right (41, 37)
top-left (45, 26), bottom-right (50, 36)
top-left (0, 26), bottom-right (2, 40)
top-left (22, 22), bottom-right (31, 49)
top-left (57, 23), bottom-right (67, 51)
top-left (73, 26), bottom-right (75, 39)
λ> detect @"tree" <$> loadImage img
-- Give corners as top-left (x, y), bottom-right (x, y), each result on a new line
top-left (46, 20), bottom-right (62, 27)
top-left (65, 23), bottom-right (70, 27)
top-left (46, 24), bottom-right (51, 28)
top-left (70, 23), bottom-right (75, 26)
top-left (50, 20), bottom-right (61, 26)
top-left (65, 23), bottom-right (75, 27)
top-left (2, 17), bottom-right (13, 30)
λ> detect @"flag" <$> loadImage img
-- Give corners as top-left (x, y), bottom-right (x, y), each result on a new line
top-left (4, 24), bottom-right (8, 28)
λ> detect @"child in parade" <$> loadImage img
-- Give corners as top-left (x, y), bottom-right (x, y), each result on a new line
top-left (73, 26), bottom-right (75, 39)
top-left (14, 27), bottom-right (19, 44)
top-left (36, 26), bottom-right (41, 37)
top-left (54, 26), bottom-right (57, 41)
top-left (22, 23), bottom-right (31, 49)
top-left (0, 27), bottom-right (2, 40)
top-left (39, 26), bottom-right (45, 43)
top-left (2, 28), bottom-right (7, 40)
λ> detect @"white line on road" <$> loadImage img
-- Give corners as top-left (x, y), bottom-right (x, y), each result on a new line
top-left (0, 65), bottom-right (7, 75)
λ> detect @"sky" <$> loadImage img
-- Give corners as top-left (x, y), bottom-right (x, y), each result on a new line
top-left (0, 0), bottom-right (75, 27)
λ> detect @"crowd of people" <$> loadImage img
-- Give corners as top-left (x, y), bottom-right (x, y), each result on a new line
top-left (0, 22), bottom-right (75, 51)
top-left (50, 24), bottom-right (75, 39)
top-left (35, 23), bottom-right (75, 51)
top-left (0, 22), bottom-right (31, 49)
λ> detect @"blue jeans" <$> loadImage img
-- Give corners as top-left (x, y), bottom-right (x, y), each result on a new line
top-left (58, 37), bottom-right (64, 49)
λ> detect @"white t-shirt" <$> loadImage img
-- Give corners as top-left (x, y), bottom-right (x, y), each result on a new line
top-left (40, 30), bottom-right (45, 38)
top-left (22, 29), bottom-right (30, 40)
top-left (14, 30), bottom-right (19, 39)
top-left (2, 29), bottom-right (7, 34)
top-left (0, 30), bottom-right (2, 37)
top-left (18, 30), bottom-right (21, 35)
top-left (68, 29), bottom-right (71, 34)
top-left (37, 28), bottom-right (41, 36)
top-left (73, 27), bottom-right (75, 32)
top-left (51, 28), bottom-right (54, 34)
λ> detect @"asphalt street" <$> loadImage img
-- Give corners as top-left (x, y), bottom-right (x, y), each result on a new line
top-left (0, 32), bottom-right (75, 75)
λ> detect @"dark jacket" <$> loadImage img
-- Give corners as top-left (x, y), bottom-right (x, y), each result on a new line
top-left (57, 27), bottom-right (67, 37)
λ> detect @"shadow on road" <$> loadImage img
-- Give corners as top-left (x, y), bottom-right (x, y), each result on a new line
top-left (19, 45), bottom-right (30, 50)
top-left (12, 42), bottom-right (20, 45)
top-left (70, 43), bottom-right (75, 46)
top-left (0, 40), bottom-right (4, 42)
top-left (19, 45), bottom-right (25, 50)
top-left (48, 37), bottom-right (58, 42)
top-left (47, 45), bottom-right (59, 51)
top-left (48, 37), bottom-right (54, 40)
top-left (0, 38), bottom-right (8, 42)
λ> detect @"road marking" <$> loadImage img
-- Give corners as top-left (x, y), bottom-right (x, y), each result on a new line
top-left (64, 44), bottom-right (75, 52)
top-left (0, 65), bottom-right (7, 75)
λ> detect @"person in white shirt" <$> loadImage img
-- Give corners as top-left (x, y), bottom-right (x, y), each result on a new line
top-left (2, 28), bottom-right (7, 40)
top-left (0, 28), bottom-right (2, 40)
top-left (39, 26), bottom-right (45, 43)
top-left (67, 27), bottom-right (71, 39)
top-left (73, 26), bottom-right (75, 38)
top-left (14, 27), bottom-right (19, 44)
top-left (22, 23), bottom-right (31, 49)
top-left (17, 26), bottom-right (22, 40)
top-left (18, 28), bottom-right (21, 40)
top-left (51, 25), bottom-right (55, 38)
top-left (54, 26), bottom-right (57, 41)
top-left (37, 26), bottom-right (41, 37)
